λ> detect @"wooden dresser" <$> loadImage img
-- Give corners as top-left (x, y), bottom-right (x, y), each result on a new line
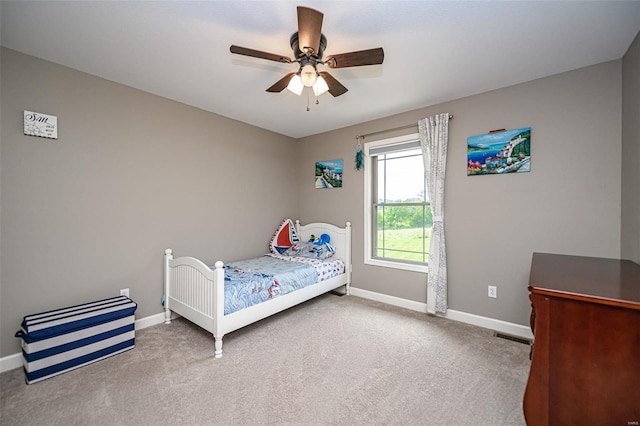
top-left (523, 253), bottom-right (640, 426)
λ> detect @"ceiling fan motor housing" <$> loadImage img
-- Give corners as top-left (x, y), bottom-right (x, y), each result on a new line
top-left (290, 32), bottom-right (327, 59)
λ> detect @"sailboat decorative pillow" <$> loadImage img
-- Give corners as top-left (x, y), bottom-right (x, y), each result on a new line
top-left (269, 219), bottom-right (301, 254)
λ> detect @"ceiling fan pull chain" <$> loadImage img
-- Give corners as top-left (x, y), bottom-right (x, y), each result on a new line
top-left (306, 90), bottom-right (310, 111)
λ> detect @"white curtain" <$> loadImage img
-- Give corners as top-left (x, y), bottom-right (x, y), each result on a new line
top-left (418, 113), bottom-right (450, 314)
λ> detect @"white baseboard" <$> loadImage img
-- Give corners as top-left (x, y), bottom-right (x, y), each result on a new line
top-left (0, 353), bottom-right (23, 375)
top-left (0, 311), bottom-right (170, 374)
top-left (442, 308), bottom-right (533, 340)
top-left (134, 312), bottom-right (166, 330)
top-left (349, 287), bottom-right (533, 340)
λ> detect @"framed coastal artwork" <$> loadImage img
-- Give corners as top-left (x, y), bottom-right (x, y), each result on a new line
top-left (315, 159), bottom-right (343, 189)
top-left (467, 127), bottom-right (531, 176)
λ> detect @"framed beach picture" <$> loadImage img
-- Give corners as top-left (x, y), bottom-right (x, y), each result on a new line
top-left (467, 127), bottom-right (531, 176)
top-left (315, 159), bottom-right (343, 189)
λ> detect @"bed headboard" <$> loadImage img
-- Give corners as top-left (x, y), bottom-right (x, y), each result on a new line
top-left (295, 220), bottom-right (352, 267)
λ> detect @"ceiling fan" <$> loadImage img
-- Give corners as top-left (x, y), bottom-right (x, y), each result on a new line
top-left (230, 6), bottom-right (384, 98)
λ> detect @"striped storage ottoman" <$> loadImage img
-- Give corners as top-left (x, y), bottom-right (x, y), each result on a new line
top-left (15, 296), bottom-right (137, 384)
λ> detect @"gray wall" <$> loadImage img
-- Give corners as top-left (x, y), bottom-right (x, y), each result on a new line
top-left (0, 48), bottom-right (297, 356)
top-left (1, 46), bottom-right (633, 358)
top-left (297, 60), bottom-right (623, 327)
top-left (622, 31), bottom-right (640, 263)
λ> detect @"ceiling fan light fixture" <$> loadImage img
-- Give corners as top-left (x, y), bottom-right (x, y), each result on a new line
top-left (313, 75), bottom-right (329, 96)
top-left (287, 74), bottom-right (304, 95)
top-left (300, 63), bottom-right (317, 87)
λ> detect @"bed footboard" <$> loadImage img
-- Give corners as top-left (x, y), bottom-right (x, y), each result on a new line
top-left (163, 249), bottom-right (225, 354)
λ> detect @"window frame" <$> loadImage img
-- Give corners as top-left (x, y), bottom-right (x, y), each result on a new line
top-left (363, 133), bottom-right (429, 274)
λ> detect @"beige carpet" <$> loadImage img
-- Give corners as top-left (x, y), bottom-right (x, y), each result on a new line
top-left (1, 294), bottom-right (530, 425)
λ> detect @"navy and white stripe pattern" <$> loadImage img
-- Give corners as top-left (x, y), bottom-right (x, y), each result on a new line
top-left (16, 296), bottom-right (137, 384)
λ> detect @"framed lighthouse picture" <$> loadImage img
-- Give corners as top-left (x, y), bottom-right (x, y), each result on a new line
top-left (467, 127), bottom-right (531, 176)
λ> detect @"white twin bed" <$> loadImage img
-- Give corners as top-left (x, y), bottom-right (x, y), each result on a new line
top-left (163, 220), bottom-right (352, 358)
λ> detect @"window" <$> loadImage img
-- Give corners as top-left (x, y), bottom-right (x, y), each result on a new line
top-left (364, 134), bottom-right (431, 273)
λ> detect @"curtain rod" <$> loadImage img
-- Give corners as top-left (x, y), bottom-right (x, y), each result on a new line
top-left (356, 114), bottom-right (453, 140)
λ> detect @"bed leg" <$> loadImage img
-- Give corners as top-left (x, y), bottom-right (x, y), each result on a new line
top-left (164, 308), bottom-right (171, 324)
top-left (214, 336), bottom-right (223, 358)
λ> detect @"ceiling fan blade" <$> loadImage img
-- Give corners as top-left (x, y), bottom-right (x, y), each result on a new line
top-left (266, 72), bottom-right (296, 93)
top-left (297, 6), bottom-right (323, 56)
top-left (326, 47), bottom-right (384, 68)
top-left (230, 45), bottom-right (292, 63)
top-left (319, 71), bottom-right (348, 97)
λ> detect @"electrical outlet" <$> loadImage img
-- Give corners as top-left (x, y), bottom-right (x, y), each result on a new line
top-left (488, 285), bottom-right (497, 298)
top-left (120, 288), bottom-right (129, 298)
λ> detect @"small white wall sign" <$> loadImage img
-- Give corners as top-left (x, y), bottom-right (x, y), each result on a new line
top-left (24, 111), bottom-right (58, 139)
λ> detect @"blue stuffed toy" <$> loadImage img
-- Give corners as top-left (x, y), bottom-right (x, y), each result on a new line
top-left (309, 233), bottom-right (330, 246)
top-left (300, 233), bottom-right (334, 259)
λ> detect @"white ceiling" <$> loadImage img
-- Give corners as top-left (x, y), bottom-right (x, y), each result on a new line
top-left (2, 1), bottom-right (639, 138)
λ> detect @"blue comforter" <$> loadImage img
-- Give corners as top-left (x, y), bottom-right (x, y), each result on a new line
top-left (221, 256), bottom-right (317, 315)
